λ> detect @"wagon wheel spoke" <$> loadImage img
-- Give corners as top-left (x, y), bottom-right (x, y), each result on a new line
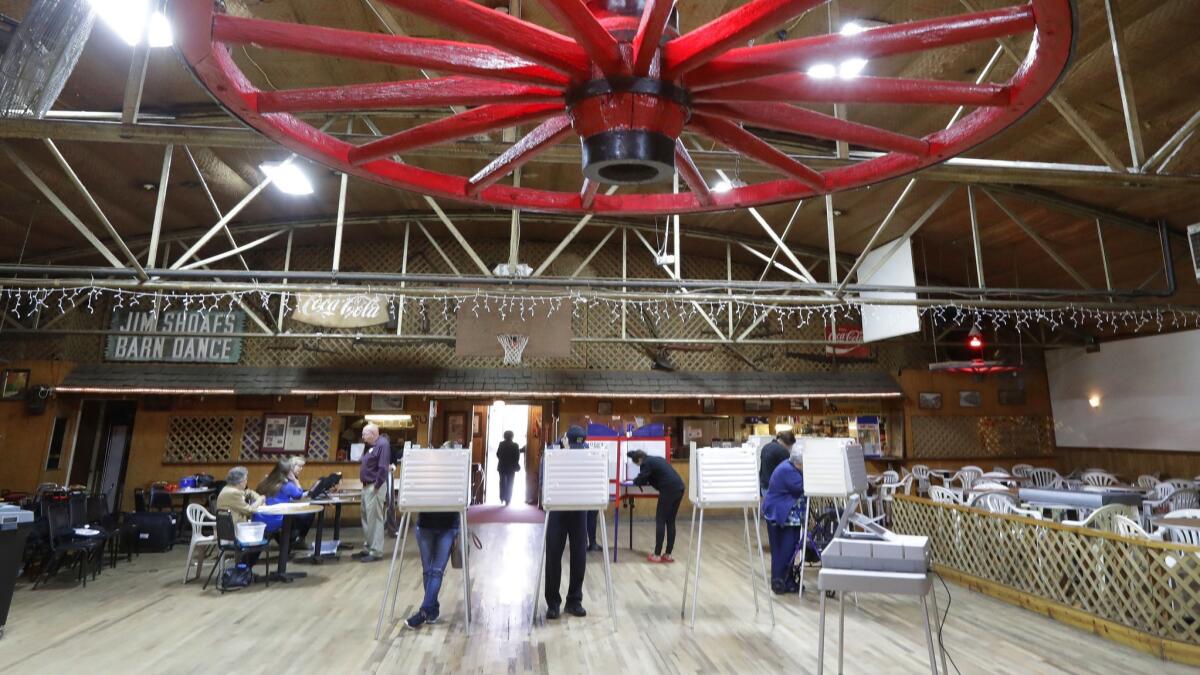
top-left (539, 0), bottom-right (628, 76)
top-left (350, 104), bottom-right (566, 165)
top-left (379, 0), bottom-right (591, 77)
top-left (467, 115), bottom-right (575, 196)
top-left (695, 102), bottom-right (930, 156)
top-left (663, 0), bottom-right (827, 78)
top-left (255, 77), bottom-right (563, 114)
top-left (673, 142), bottom-right (714, 206)
top-left (632, 0), bottom-right (677, 77)
top-left (688, 114), bottom-right (825, 191)
top-left (693, 75), bottom-right (1010, 107)
top-left (213, 14), bottom-right (568, 86)
top-left (684, 4), bottom-right (1037, 88)
top-left (580, 178), bottom-right (601, 209)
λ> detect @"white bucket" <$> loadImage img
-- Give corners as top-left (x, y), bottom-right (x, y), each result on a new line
top-left (235, 521), bottom-right (266, 545)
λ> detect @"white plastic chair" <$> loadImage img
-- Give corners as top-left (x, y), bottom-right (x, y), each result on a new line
top-left (1011, 464), bottom-right (1034, 479)
top-left (1166, 478), bottom-right (1196, 491)
top-left (968, 491), bottom-right (1042, 519)
top-left (1061, 503), bottom-right (1137, 532)
top-left (1114, 515), bottom-right (1164, 541)
top-left (1081, 472), bottom-right (1119, 487)
top-left (876, 474), bottom-right (913, 525)
top-left (184, 503), bottom-right (217, 584)
top-left (880, 470), bottom-right (900, 484)
top-left (1136, 475), bottom-right (1161, 489)
top-left (1162, 509), bottom-right (1200, 546)
top-left (1028, 468), bottom-right (1063, 489)
top-left (928, 486), bottom-right (962, 505)
top-left (909, 465), bottom-right (932, 495)
top-left (1143, 487), bottom-right (1200, 528)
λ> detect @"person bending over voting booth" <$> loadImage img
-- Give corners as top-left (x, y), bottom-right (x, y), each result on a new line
top-left (544, 425), bottom-right (590, 619)
top-left (628, 449), bottom-right (685, 563)
top-left (762, 445), bottom-right (806, 594)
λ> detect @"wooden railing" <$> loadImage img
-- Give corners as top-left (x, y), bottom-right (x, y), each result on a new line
top-left (892, 495), bottom-right (1200, 665)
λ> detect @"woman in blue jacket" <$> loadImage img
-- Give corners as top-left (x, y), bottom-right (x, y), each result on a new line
top-left (254, 457), bottom-right (313, 547)
top-left (761, 444), bottom-right (805, 594)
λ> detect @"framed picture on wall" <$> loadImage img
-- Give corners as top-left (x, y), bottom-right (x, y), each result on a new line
top-left (650, 398), bottom-right (666, 414)
top-left (958, 390), bottom-right (982, 408)
top-left (917, 392), bottom-right (942, 410)
top-left (1, 369), bottom-right (29, 400)
top-left (701, 398), bottom-right (717, 414)
top-left (744, 398), bottom-right (772, 413)
top-left (445, 412), bottom-right (467, 447)
top-left (473, 412), bottom-right (483, 437)
top-left (261, 413), bottom-right (310, 453)
top-left (371, 394), bottom-right (405, 411)
top-left (998, 389), bottom-right (1026, 406)
top-left (597, 400), bottom-right (613, 415)
top-left (789, 398), bottom-right (810, 411)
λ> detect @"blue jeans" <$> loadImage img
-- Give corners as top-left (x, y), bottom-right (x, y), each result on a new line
top-left (765, 521), bottom-right (802, 588)
top-left (416, 525), bottom-right (459, 617)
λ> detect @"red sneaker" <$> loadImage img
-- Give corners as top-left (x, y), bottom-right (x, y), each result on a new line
top-left (646, 554), bottom-right (663, 563)
top-left (660, 555), bottom-right (675, 563)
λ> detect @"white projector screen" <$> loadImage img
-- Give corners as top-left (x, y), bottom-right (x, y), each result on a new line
top-left (857, 238), bottom-right (920, 343)
top-left (1046, 330), bottom-right (1200, 451)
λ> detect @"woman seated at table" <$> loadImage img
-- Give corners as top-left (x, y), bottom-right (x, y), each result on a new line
top-left (254, 457), bottom-right (314, 548)
top-left (762, 444), bottom-right (806, 595)
top-left (215, 466), bottom-right (266, 564)
top-left (405, 510), bottom-right (461, 629)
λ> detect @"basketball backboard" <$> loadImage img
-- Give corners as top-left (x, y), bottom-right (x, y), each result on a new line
top-left (454, 303), bottom-right (572, 359)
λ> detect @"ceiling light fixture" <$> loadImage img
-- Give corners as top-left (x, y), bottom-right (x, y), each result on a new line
top-left (88, 0), bottom-right (173, 48)
top-left (260, 161), bottom-right (313, 196)
top-left (1088, 395), bottom-right (1101, 408)
top-left (806, 63), bottom-right (838, 80)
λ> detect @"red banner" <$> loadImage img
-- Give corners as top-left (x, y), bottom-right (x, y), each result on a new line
top-left (825, 324), bottom-right (871, 360)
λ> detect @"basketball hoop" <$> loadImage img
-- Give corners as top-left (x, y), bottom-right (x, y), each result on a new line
top-left (497, 334), bottom-right (530, 366)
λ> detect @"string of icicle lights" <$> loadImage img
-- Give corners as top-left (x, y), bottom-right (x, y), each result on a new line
top-left (1, 285), bottom-right (1198, 334)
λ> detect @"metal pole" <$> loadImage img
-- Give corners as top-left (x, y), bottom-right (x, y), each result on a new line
top-left (835, 179), bottom-right (920, 296)
top-left (741, 507), bottom-right (759, 614)
top-left (966, 187), bottom-right (986, 290)
top-left (529, 511), bottom-right (550, 633)
top-left (332, 169), bottom-right (349, 273)
top-left (1143, 110), bottom-right (1200, 172)
top-left (1095, 219), bottom-right (1113, 301)
top-left (509, 168), bottom-right (521, 269)
top-left (177, 229), bottom-right (287, 271)
top-left (1103, 0), bottom-right (1145, 169)
top-left (375, 510), bottom-right (408, 639)
top-left (120, 1), bottom-right (158, 126)
top-left (726, 242), bottom-right (734, 336)
top-left (689, 508), bottom-right (705, 629)
top-left (754, 505), bottom-right (774, 626)
top-left (569, 227), bottom-right (617, 278)
top-left (983, 189), bottom-right (1091, 289)
top-left (680, 503), bottom-right (697, 620)
top-left (414, 222), bottom-right (461, 276)
top-left (396, 222), bottom-right (409, 335)
top-left (278, 228), bottom-right (293, 331)
top-left (825, 195), bottom-right (837, 285)
top-left (533, 186), bottom-right (618, 277)
top-left (461, 507), bottom-right (472, 633)
top-left (598, 511), bottom-right (617, 633)
top-left (148, 144), bottom-right (173, 268)
top-left (621, 226), bottom-right (627, 340)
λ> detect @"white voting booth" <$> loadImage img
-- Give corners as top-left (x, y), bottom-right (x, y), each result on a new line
top-left (680, 446), bottom-right (774, 628)
top-left (798, 438), bottom-right (869, 595)
top-left (531, 447), bottom-right (617, 632)
top-left (375, 448), bottom-right (472, 637)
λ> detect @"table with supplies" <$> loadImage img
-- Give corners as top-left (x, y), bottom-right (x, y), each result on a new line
top-left (301, 491), bottom-right (361, 564)
top-left (256, 502), bottom-right (323, 581)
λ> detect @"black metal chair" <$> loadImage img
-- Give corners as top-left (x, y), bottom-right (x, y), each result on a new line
top-left (33, 502), bottom-right (103, 588)
top-left (202, 510), bottom-right (271, 593)
top-left (85, 494), bottom-right (122, 569)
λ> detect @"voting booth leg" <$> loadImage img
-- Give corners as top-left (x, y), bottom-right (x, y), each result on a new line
top-left (375, 511), bottom-right (411, 640)
top-left (679, 504), bottom-right (697, 620)
top-left (921, 592), bottom-right (940, 675)
top-left (528, 510), bottom-right (550, 634)
top-left (817, 593), bottom-right (827, 675)
top-left (740, 508), bottom-right (758, 615)
top-left (388, 512), bottom-right (412, 623)
top-left (461, 508), bottom-right (472, 634)
top-left (598, 511), bottom-right (617, 633)
top-left (688, 509), bottom-right (706, 629)
top-left (753, 506), bottom-right (775, 626)
top-left (838, 592), bottom-right (846, 674)
top-left (798, 497), bottom-right (811, 597)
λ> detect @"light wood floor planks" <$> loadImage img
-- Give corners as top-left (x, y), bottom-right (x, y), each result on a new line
top-left (0, 519), bottom-right (1189, 674)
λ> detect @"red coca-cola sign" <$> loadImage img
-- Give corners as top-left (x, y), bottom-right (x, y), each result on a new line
top-left (825, 324), bottom-right (871, 360)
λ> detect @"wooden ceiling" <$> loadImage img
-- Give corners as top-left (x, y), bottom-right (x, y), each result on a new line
top-left (0, 0), bottom-right (1197, 303)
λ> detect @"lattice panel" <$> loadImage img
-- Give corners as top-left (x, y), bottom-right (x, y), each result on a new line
top-left (163, 415), bottom-right (235, 463)
top-left (892, 496), bottom-right (1200, 649)
top-left (307, 416), bottom-right (333, 461)
top-left (911, 416), bottom-right (1054, 458)
top-left (239, 416), bottom-right (265, 462)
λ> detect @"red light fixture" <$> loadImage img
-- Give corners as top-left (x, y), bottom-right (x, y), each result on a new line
top-left (966, 326), bottom-right (984, 352)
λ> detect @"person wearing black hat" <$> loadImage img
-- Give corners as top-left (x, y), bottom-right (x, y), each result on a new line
top-left (627, 449), bottom-right (685, 563)
top-left (543, 424), bottom-right (590, 619)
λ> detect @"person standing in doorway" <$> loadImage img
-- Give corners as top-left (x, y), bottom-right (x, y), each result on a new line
top-left (496, 430), bottom-right (521, 506)
top-left (759, 431), bottom-right (796, 494)
top-left (355, 423), bottom-right (391, 563)
top-left (543, 425), bottom-right (589, 619)
top-left (627, 450), bottom-right (685, 563)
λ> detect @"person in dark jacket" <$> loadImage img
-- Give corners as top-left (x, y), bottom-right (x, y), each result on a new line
top-left (759, 431), bottom-right (797, 494)
top-left (762, 444), bottom-right (806, 594)
top-left (628, 450), bottom-right (685, 563)
top-left (543, 425), bottom-right (590, 620)
top-left (496, 430), bottom-right (521, 506)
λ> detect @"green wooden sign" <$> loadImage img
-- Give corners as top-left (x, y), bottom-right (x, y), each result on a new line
top-left (105, 309), bottom-right (244, 363)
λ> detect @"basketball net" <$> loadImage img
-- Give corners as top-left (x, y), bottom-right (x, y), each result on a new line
top-left (497, 334), bottom-right (529, 366)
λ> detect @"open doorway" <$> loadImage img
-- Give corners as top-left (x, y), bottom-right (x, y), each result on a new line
top-left (484, 401), bottom-right (529, 505)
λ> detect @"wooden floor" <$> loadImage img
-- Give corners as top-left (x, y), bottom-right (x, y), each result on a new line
top-left (0, 519), bottom-right (1189, 674)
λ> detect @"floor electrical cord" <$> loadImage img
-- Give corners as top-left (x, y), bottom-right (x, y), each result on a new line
top-left (933, 571), bottom-right (963, 675)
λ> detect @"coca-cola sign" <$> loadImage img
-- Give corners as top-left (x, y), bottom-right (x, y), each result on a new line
top-left (293, 293), bottom-right (389, 328)
top-left (825, 323), bottom-right (871, 360)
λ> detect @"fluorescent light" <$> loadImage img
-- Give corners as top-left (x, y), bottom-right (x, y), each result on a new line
top-left (838, 58), bottom-right (868, 79)
top-left (1088, 395), bottom-right (1101, 408)
top-left (806, 63), bottom-right (837, 79)
top-left (493, 399), bottom-right (506, 408)
top-left (775, 424), bottom-right (793, 432)
top-left (260, 161), bottom-right (314, 196)
top-left (88, 0), bottom-right (173, 48)
top-left (364, 414), bottom-right (412, 425)
top-left (712, 180), bottom-right (733, 193)
top-left (840, 22), bottom-right (866, 36)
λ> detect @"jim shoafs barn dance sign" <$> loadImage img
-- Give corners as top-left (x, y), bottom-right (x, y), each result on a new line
top-left (105, 309), bottom-right (244, 363)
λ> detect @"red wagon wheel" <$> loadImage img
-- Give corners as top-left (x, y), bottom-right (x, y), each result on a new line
top-left (173, 0), bottom-right (1074, 216)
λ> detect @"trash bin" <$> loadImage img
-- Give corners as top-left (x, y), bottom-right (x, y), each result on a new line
top-left (0, 504), bottom-right (34, 639)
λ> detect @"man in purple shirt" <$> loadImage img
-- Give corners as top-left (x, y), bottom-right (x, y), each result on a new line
top-left (354, 423), bottom-right (392, 562)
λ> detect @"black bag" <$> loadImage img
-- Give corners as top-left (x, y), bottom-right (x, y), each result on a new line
top-left (220, 565), bottom-right (253, 590)
top-left (801, 506), bottom-right (840, 564)
top-left (125, 511), bottom-right (176, 552)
